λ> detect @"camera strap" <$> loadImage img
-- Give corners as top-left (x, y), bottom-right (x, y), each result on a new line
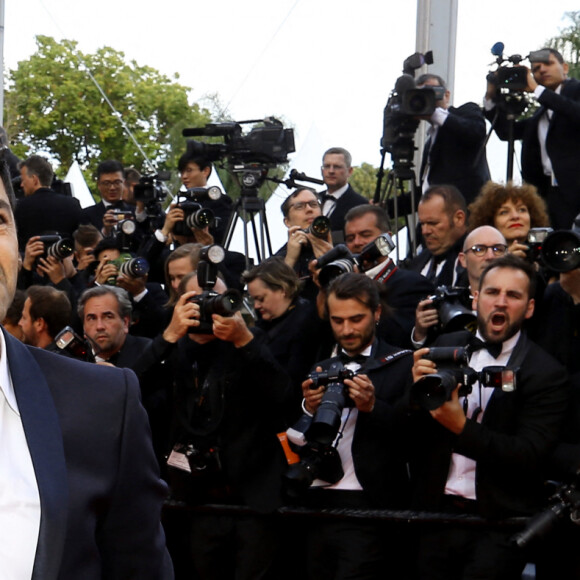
top-left (373, 259), bottom-right (398, 284)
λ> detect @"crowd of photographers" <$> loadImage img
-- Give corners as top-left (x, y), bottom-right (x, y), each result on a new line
top-left (6, 43), bottom-right (580, 579)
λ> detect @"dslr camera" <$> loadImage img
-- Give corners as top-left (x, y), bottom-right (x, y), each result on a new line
top-left (426, 286), bottom-right (476, 333)
top-left (54, 326), bottom-right (93, 362)
top-left (302, 215), bottom-right (331, 240)
top-left (105, 252), bottom-right (150, 285)
top-left (410, 346), bottom-right (517, 411)
top-left (37, 234), bottom-right (74, 262)
top-left (173, 190), bottom-right (216, 237)
top-left (186, 244), bottom-right (243, 334)
top-left (541, 218), bottom-right (580, 272)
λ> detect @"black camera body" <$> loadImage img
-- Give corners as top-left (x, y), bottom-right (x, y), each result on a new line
top-left (427, 286), bottom-right (476, 333)
top-left (182, 117), bottom-right (295, 167)
top-left (526, 227), bottom-right (553, 264)
top-left (54, 326), bottom-right (93, 361)
top-left (541, 222), bottom-right (580, 272)
top-left (133, 173), bottom-right (170, 204)
top-left (187, 244), bottom-right (243, 334)
top-left (411, 346), bottom-right (517, 411)
top-left (37, 234), bottom-right (74, 262)
top-left (173, 200), bottom-right (215, 237)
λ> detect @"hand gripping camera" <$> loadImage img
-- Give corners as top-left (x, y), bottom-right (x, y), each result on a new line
top-left (186, 244), bottom-right (243, 334)
top-left (410, 346), bottom-right (517, 411)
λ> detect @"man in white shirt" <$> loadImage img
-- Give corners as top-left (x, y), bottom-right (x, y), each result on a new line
top-left (410, 255), bottom-right (568, 579)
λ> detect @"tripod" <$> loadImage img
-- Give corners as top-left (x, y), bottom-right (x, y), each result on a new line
top-left (374, 146), bottom-right (419, 263)
top-left (222, 186), bottom-right (272, 269)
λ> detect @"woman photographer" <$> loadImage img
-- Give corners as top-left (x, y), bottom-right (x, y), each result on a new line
top-left (468, 181), bottom-right (550, 259)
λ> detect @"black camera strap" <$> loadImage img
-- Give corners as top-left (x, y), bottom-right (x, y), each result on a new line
top-left (373, 259), bottom-right (398, 284)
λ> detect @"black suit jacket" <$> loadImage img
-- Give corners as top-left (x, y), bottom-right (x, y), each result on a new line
top-left (310, 340), bottom-right (414, 508)
top-left (15, 188), bottom-right (82, 250)
top-left (322, 185), bottom-right (368, 242)
top-left (6, 330), bottom-right (172, 579)
top-left (408, 330), bottom-right (569, 519)
top-left (420, 103), bottom-right (490, 204)
top-left (489, 78), bottom-right (580, 228)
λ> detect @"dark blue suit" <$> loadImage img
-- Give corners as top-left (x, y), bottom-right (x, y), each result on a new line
top-left (8, 330), bottom-right (172, 579)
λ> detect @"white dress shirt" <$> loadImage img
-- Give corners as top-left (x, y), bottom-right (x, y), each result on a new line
top-left (444, 331), bottom-right (520, 499)
top-left (0, 330), bottom-right (41, 578)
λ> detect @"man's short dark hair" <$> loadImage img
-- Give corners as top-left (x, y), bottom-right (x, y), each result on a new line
top-left (421, 184), bottom-right (467, 218)
top-left (344, 205), bottom-right (389, 232)
top-left (18, 155), bottom-right (54, 188)
top-left (541, 47), bottom-right (565, 64)
top-left (73, 224), bottom-right (102, 249)
top-left (177, 148), bottom-right (213, 177)
top-left (327, 272), bottom-right (381, 313)
top-left (479, 254), bottom-right (537, 299)
top-left (0, 152), bottom-right (17, 210)
top-left (93, 236), bottom-right (122, 260)
top-left (280, 187), bottom-right (318, 218)
top-left (323, 147), bottom-right (352, 169)
top-left (78, 286), bottom-right (132, 320)
top-left (124, 166), bottom-right (141, 184)
top-left (416, 73), bottom-right (447, 89)
top-left (26, 285), bottom-right (72, 339)
top-left (96, 160), bottom-right (125, 180)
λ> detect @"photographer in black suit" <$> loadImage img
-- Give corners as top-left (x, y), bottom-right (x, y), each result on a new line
top-left (417, 74), bottom-right (490, 204)
top-left (291, 272), bottom-right (413, 579)
top-left (410, 255), bottom-right (569, 579)
top-left (485, 48), bottom-right (580, 229)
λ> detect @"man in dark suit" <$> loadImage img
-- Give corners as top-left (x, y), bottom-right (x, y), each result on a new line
top-left (486, 48), bottom-right (580, 229)
top-left (417, 73), bottom-right (490, 205)
top-left (80, 159), bottom-right (134, 234)
top-left (0, 155), bottom-right (172, 578)
top-left (410, 255), bottom-right (569, 579)
top-left (15, 155), bottom-right (81, 251)
top-left (343, 204), bottom-right (434, 348)
top-left (403, 184), bottom-right (467, 286)
top-left (295, 272), bottom-right (413, 579)
top-left (319, 147), bottom-right (368, 243)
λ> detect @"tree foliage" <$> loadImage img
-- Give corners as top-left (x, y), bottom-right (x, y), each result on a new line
top-left (350, 162), bottom-right (380, 199)
top-left (547, 11), bottom-right (580, 79)
top-left (4, 36), bottom-right (212, 181)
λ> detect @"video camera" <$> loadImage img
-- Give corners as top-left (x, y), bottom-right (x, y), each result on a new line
top-left (133, 172), bottom-right (171, 205)
top-left (382, 51), bottom-right (444, 167)
top-left (411, 346), bottom-right (517, 411)
top-left (316, 233), bottom-right (396, 288)
top-left (487, 42), bottom-right (553, 97)
top-left (186, 244), bottom-right (243, 334)
top-left (182, 117), bottom-right (295, 168)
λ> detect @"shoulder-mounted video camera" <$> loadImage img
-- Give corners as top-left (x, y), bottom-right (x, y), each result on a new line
top-left (411, 346), bottom-right (517, 411)
top-left (186, 244), bottom-right (243, 334)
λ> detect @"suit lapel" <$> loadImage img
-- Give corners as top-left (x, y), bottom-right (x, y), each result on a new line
top-left (5, 332), bottom-right (68, 580)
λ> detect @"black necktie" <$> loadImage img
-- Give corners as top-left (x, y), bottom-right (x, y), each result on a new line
top-left (425, 255), bottom-right (443, 282)
top-left (469, 336), bottom-right (502, 359)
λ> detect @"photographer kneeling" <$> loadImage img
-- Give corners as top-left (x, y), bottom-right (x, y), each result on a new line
top-left (285, 272), bottom-right (413, 579)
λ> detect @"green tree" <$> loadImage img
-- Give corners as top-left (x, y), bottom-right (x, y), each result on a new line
top-left (350, 162), bottom-right (380, 199)
top-left (4, 35), bottom-right (212, 185)
top-left (547, 11), bottom-right (580, 79)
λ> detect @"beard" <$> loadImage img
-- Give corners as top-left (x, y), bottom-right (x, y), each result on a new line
top-left (477, 310), bottom-right (523, 344)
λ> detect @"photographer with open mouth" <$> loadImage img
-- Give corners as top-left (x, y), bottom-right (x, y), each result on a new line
top-left (408, 254), bottom-right (568, 579)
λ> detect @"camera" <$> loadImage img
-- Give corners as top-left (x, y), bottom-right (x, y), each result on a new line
top-left (526, 227), bottom-right (553, 263)
top-left (182, 186), bottom-right (223, 202)
top-left (173, 200), bottom-right (215, 237)
top-left (513, 473), bottom-right (580, 549)
top-left (426, 286), bottom-right (476, 333)
top-left (306, 361), bottom-right (356, 447)
top-left (54, 326), bottom-right (93, 361)
top-left (37, 234), bottom-right (74, 262)
top-left (133, 173), bottom-right (170, 204)
top-left (284, 441), bottom-right (344, 498)
top-left (182, 117), bottom-right (295, 167)
top-left (106, 252), bottom-right (150, 285)
top-left (302, 215), bottom-right (330, 239)
top-left (187, 244), bottom-right (243, 334)
top-left (541, 223), bottom-right (580, 272)
top-left (410, 346), bottom-right (517, 411)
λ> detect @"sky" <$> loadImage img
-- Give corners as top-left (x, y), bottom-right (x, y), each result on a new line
top-left (3, 0), bottom-right (579, 185)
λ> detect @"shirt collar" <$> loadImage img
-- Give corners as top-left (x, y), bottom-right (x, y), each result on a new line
top-left (0, 330), bottom-right (19, 414)
top-left (327, 183), bottom-right (349, 200)
top-left (475, 329), bottom-right (520, 359)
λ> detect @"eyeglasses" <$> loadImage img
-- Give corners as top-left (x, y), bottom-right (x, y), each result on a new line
top-left (290, 200), bottom-right (320, 211)
top-left (99, 179), bottom-right (124, 188)
top-left (464, 244), bottom-right (508, 257)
